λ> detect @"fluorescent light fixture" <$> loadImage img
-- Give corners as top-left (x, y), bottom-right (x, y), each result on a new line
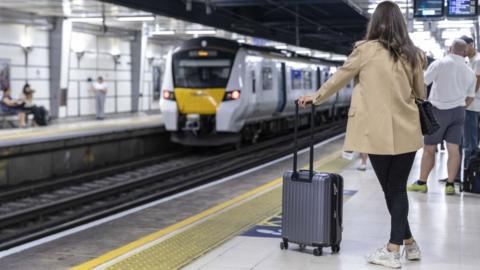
top-left (295, 50), bottom-right (312, 55)
top-left (69, 17), bottom-right (103, 22)
top-left (437, 20), bottom-right (474, 28)
top-left (152, 30), bottom-right (175, 35)
top-left (185, 29), bottom-right (216, 35)
top-left (117, 16), bottom-right (155, 22)
top-left (331, 55), bottom-right (347, 61)
top-left (314, 52), bottom-right (331, 58)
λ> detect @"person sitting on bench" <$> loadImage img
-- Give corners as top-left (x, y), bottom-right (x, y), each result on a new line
top-left (1, 87), bottom-right (26, 128)
top-left (20, 84), bottom-right (48, 126)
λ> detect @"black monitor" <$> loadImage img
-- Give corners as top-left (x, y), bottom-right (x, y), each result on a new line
top-left (447, 0), bottom-right (478, 17)
top-left (414, 0), bottom-right (445, 18)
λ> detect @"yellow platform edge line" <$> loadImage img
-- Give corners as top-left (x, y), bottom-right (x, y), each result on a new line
top-left (0, 116), bottom-right (162, 141)
top-left (71, 150), bottom-right (342, 270)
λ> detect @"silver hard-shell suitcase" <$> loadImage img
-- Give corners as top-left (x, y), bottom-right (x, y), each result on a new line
top-left (280, 102), bottom-right (343, 256)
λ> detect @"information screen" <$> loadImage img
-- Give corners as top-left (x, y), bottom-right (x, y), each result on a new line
top-left (414, 0), bottom-right (445, 17)
top-left (447, 0), bottom-right (478, 16)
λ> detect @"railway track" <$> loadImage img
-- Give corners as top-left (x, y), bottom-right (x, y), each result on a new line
top-left (0, 120), bottom-right (346, 251)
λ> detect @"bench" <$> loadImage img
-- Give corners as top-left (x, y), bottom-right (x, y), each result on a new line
top-left (0, 110), bottom-right (18, 128)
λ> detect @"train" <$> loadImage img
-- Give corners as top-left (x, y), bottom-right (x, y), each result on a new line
top-left (160, 37), bottom-right (352, 146)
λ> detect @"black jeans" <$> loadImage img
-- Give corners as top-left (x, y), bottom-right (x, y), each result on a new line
top-left (369, 151), bottom-right (417, 245)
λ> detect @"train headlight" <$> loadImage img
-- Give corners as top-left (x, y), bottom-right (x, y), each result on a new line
top-left (163, 90), bottom-right (175, 100)
top-left (224, 90), bottom-right (241, 101)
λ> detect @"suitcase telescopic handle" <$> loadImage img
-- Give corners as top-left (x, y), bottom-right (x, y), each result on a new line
top-left (293, 100), bottom-right (315, 180)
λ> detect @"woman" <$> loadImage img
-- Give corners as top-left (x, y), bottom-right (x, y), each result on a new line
top-left (1, 87), bottom-right (26, 128)
top-left (299, 1), bottom-right (425, 268)
top-left (21, 83), bottom-right (49, 126)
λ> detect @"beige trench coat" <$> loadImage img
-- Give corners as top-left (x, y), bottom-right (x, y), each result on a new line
top-left (314, 40), bottom-right (426, 155)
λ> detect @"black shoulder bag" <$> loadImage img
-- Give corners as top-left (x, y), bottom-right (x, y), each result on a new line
top-left (401, 60), bottom-right (440, 135)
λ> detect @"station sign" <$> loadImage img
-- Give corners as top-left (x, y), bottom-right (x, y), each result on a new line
top-left (447, 0), bottom-right (478, 17)
top-left (414, 0), bottom-right (444, 18)
top-left (414, 0), bottom-right (478, 18)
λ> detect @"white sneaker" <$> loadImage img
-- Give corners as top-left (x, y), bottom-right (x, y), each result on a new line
top-left (403, 241), bottom-right (421, 260)
top-left (366, 246), bottom-right (401, 269)
top-left (357, 164), bottom-right (367, 171)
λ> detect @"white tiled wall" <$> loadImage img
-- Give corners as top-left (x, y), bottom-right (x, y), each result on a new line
top-left (65, 32), bottom-right (132, 117)
top-left (0, 21), bottom-right (173, 118)
top-left (0, 23), bottom-right (50, 110)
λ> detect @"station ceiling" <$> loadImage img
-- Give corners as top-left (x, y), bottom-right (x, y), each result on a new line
top-left (0, 0), bottom-right (373, 55)
top-left (102, 0), bottom-right (369, 55)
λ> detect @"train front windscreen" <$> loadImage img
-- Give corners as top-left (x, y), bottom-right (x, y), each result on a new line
top-left (172, 50), bottom-right (234, 88)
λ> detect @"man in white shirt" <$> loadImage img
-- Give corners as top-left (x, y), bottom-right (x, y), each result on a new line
top-left (408, 39), bottom-right (476, 195)
top-left (460, 36), bottom-right (480, 168)
top-left (91, 76), bottom-right (108, 120)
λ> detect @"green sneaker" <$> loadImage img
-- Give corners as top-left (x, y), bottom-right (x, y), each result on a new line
top-left (407, 181), bottom-right (428, 193)
top-left (445, 184), bottom-right (455, 195)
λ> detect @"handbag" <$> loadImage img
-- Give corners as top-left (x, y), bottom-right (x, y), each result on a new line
top-left (400, 59), bottom-right (440, 135)
top-left (415, 98), bottom-right (440, 135)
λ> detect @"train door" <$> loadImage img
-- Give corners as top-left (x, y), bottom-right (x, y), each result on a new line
top-left (316, 67), bottom-right (321, 89)
top-left (256, 63), bottom-right (277, 115)
top-left (246, 63), bottom-right (258, 117)
top-left (275, 62), bottom-right (287, 113)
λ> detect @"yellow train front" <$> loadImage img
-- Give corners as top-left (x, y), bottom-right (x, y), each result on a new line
top-left (160, 37), bottom-right (352, 146)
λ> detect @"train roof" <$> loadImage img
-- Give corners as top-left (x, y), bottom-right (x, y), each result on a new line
top-left (174, 37), bottom-right (344, 66)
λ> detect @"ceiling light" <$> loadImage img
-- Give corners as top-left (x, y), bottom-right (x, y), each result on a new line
top-left (117, 16), bottom-right (155, 22)
top-left (295, 50), bottom-right (311, 55)
top-left (152, 30), bottom-right (175, 35)
top-left (437, 20), bottom-right (474, 28)
top-left (69, 17), bottom-right (103, 22)
top-left (185, 29), bottom-right (216, 35)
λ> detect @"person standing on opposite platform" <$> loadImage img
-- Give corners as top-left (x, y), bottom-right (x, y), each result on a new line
top-left (460, 35), bottom-right (480, 168)
top-left (298, 1), bottom-right (425, 268)
top-left (407, 39), bottom-right (475, 195)
top-left (91, 76), bottom-right (108, 120)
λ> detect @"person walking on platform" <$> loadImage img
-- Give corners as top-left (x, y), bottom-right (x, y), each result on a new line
top-left (408, 39), bottom-right (476, 195)
top-left (460, 35), bottom-right (480, 168)
top-left (298, 1), bottom-right (425, 268)
top-left (91, 76), bottom-right (108, 120)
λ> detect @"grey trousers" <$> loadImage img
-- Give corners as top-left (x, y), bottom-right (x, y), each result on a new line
top-left (95, 92), bottom-right (106, 118)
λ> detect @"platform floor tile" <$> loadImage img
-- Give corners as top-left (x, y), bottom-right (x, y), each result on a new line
top-left (184, 150), bottom-right (480, 270)
top-left (83, 152), bottom-right (351, 270)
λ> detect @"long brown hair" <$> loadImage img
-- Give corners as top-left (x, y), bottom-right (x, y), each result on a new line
top-left (365, 1), bottom-right (420, 68)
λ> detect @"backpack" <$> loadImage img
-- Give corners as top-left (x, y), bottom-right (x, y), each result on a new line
top-left (463, 154), bottom-right (480, 193)
top-left (32, 106), bottom-right (49, 126)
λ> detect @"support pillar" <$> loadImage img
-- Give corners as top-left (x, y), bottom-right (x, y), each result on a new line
top-left (48, 18), bottom-right (71, 118)
top-left (131, 24), bottom-right (147, 113)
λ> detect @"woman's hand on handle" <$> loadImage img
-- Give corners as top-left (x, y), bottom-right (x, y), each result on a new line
top-left (297, 95), bottom-right (314, 108)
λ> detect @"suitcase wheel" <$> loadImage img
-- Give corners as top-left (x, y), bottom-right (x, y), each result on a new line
top-left (331, 244), bottom-right (340, 254)
top-left (313, 248), bottom-right (323, 256)
top-left (280, 241), bottom-right (289, 250)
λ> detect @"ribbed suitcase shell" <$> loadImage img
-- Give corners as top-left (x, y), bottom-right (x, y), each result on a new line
top-left (282, 170), bottom-right (343, 248)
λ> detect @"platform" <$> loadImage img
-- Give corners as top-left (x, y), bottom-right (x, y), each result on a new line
top-left (183, 150), bottom-right (480, 270)
top-left (0, 113), bottom-right (169, 186)
top-left (0, 113), bottom-right (164, 148)
top-left (0, 136), bottom-right (479, 270)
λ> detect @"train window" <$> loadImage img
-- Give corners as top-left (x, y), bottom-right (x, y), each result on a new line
top-left (262, 67), bottom-right (273, 90)
top-left (173, 59), bottom-right (231, 88)
top-left (303, 70), bottom-right (312, 89)
top-left (291, 69), bottom-right (302, 90)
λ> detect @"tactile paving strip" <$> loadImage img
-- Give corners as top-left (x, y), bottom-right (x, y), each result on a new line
top-left (106, 188), bottom-right (281, 270)
top-left (103, 155), bottom-right (351, 270)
